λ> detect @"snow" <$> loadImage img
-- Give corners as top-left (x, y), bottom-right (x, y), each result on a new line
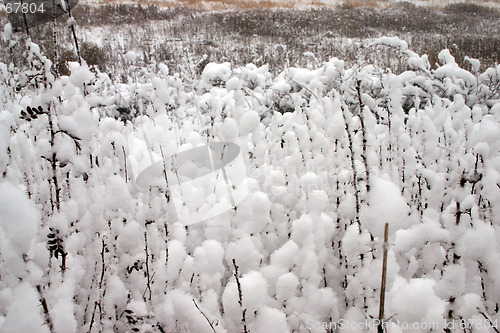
top-left (127, 299), bottom-right (148, 317)
top-left (465, 56), bottom-right (481, 73)
top-left (360, 176), bottom-right (413, 238)
top-left (276, 272), bottom-right (300, 303)
top-left (434, 264), bottom-right (466, 299)
top-left (270, 240), bottom-right (300, 270)
top-left (68, 62), bottom-right (95, 88)
top-left (239, 110), bottom-right (260, 136)
top-left (51, 282), bottom-right (78, 333)
top-left (389, 277), bottom-right (446, 325)
top-left (117, 220), bottom-right (143, 253)
top-left (104, 175), bottom-right (132, 210)
top-left (67, 17), bottom-right (76, 27)
top-left (1, 33), bottom-right (500, 332)
top-left (1, 283), bottom-right (49, 333)
top-left (0, 111), bottom-right (13, 174)
top-left (438, 49), bottom-right (456, 65)
top-left (200, 62), bottom-right (232, 91)
top-left (371, 36), bottom-right (409, 52)
top-left (342, 224), bottom-right (372, 265)
top-left (0, 182), bottom-right (39, 256)
top-left (2, 23), bottom-right (12, 42)
top-left (193, 240), bottom-right (225, 289)
top-left (456, 293), bottom-right (484, 319)
top-left (459, 221), bottom-right (498, 261)
top-left (125, 51), bottom-right (137, 62)
top-left (253, 305), bottom-right (289, 333)
top-left (241, 270), bottom-right (268, 313)
top-left (165, 240), bottom-right (187, 281)
top-left (291, 214), bottom-right (314, 246)
top-left (226, 235), bottom-right (262, 272)
top-left (393, 218), bottom-right (450, 265)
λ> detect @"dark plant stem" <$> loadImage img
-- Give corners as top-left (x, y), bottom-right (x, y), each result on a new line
top-left (48, 103), bottom-right (60, 212)
top-left (193, 299), bottom-right (217, 333)
top-left (36, 285), bottom-right (55, 333)
top-left (340, 102), bottom-right (360, 227)
top-left (144, 231), bottom-right (152, 301)
top-left (232, 259), bottom-right (249, 333)
top-left (122, 146), bottom-right (128, 182)
top-left (356, 79), bottom-right (370, 192)
top-left (479, 311), bottom-right (500, 333)
top-left (63, 0), bottom-right (81, 64)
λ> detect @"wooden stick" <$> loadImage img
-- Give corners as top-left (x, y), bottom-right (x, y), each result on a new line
top-left (378, 223), bottom-right (389, 333)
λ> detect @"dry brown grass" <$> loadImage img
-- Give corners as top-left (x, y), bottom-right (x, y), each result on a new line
top-left (342, 0), bottom-right (381, 8)
top-left (84, 0), bottom-right (343, 10)
top-left (82, 0), bottom-right (500, 10)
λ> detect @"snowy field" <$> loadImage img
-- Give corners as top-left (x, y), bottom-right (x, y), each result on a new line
top-left (10, 2), bottom-right (499, 77)
top-left (79, 0), bottom-right (500, 10)
top-left (1, 1), bottom-right (500, 333)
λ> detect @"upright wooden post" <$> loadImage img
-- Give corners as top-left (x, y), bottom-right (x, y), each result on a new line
top-left (378, 223), bottom-right (389, 333)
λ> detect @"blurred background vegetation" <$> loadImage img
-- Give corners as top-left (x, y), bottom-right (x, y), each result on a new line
top-left (1, 2), bottom-right (499, 78)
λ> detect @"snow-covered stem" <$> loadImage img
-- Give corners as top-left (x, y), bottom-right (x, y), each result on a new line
top-left (89, 238), bottom-right (107, 331)
top-left (88, 301), bottom-right (98, 332)
top-left (340, 101), bottom-right (361, 227)
top-left (36, 285), bottom-right (55, 333)
top-left (356, 79), bottom-right (370, 193)
top-left (122, 146), bottom-right (128, 182)
top-left (192, 299), bottom-right (217, 333)
top-left (48, 103), bottom-right (60, 212)
top-left (477, 261), bottom-right (487, 301)
top-left (82, 273), bottom-right (96, 326)
top-left (479, 311), bottom-right (500, 333)
top-left (232, 259), bottom-right (249, 333)
top-left (417, 175), bottom-right (423, 221)
top-left (159, 145), bottom-right (171, 202)
top-left (294, 314), bottom-right (312, 333)
top-left (144, 229), bottom-right (152, 302)
top-left (285, 72), bottom-right (318, 99)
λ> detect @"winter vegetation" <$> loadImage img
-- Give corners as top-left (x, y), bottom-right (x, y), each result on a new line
top-left (2, 2), bottom-right (499, 75)
top-left (78, 0), bottom-right (500, 11)
top-left (0, 1), bottom-right (500, 333)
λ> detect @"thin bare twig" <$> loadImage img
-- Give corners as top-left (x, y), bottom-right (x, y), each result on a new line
top-left (478, 310), bottom-right (500, 333)
top-left (356, 79), bottom-right (370, 192)
top-left (285, 72), bottom-right (318, 99)
top-left (193, 299), bottom-right (217, 333)
top-left (122, 146), bottom-right (128, 182)
top-left (142, 271), bottom-right (156, 300)
top-left (232, 259), bottom-right (249, 333)
top-left (144, 231), bottom-right (152, 302)
top-left (294, 314), bottom-right (312, 333)
top-left (36, 285), bottom-right (55, 333)
top-left (340, 100), bottom-right (361, 227)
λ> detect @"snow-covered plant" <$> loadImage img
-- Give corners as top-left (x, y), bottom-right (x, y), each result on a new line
top-left (1, 27), bottom-right (499, 333)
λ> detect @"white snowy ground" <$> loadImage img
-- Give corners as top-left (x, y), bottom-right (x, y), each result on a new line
top-left (0, 34), bottom-right (499, 332)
